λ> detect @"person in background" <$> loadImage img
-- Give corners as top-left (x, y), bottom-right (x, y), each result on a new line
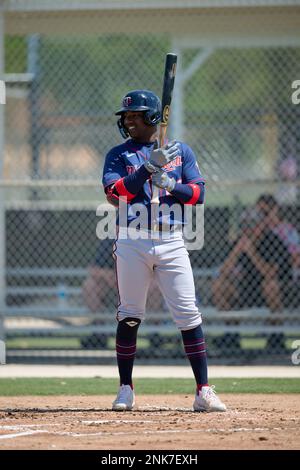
top-left (212, 194), bottom-right (294, 353)
top-left (82, 239), bottom-right (116, 314)
top-left (81, 239), bottom-right (116, 348)
top-left (212, 195), bottom-right (294, 312)
top-left (256, 194), bottom-right (300, 276)
top-left (81, 239), bottom-right (166, 348)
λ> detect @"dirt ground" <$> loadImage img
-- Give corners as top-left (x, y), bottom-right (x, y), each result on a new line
top-left (0, 394), bottom-right (299, 450)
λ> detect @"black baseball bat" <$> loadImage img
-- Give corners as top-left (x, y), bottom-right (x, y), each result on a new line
top-left (151, 53), bottom-right (177, 203)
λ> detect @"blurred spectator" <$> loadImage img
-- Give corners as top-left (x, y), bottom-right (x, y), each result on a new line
top-left (256, 194), bottom-right (300, 275)
top-left (81, 238), bottom-right (116, 349)
top-left (211, 194), bottom-right (298, 353)
top-left (212, 197), bottom-right (293, 313)
top-left (276, 148), bottom-right (298, 205)
top-left (82, 239), bottom-right (116, 313)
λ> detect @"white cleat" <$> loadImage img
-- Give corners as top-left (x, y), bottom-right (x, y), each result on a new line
top-left (193, 385), bottom-right (227, 412)
top-left (112, 384), bottom-right (135, 411)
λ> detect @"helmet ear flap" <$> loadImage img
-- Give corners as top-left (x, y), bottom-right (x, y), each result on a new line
top-left (144, 109), bottom-right (161, 126)
top-left (117, 117), bottom-right (129, 139)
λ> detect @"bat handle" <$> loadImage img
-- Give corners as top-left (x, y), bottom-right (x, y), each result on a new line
top-left (159, 123), bottom-right (167, 148)
top-left (151, 125), bottom-right (167, 204)
top-left (151, 187), bottom-right (160, 205)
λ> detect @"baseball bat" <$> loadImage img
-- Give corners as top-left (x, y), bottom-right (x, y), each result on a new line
top-left (151, 53), bottom-right (177, 204)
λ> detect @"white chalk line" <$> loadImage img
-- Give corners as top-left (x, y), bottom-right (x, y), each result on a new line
top-left (0, 424), bottom-right (57, 430)
top-left (0, 423), bottom-right (60, 441)
top-left (78, 425), bottom-right (300, 438)
top-left (82, 418), bottom-right (238, 425)
top-left (0, 430), bottom-right (49, 440)
top-left (34, 425), bottom-right (299, 438)
top-left (0, 420), bottom-right (298, 440)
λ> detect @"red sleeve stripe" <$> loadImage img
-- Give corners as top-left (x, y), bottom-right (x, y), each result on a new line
top-left (185, 183), bottom-right (201, 205)
top-left (105, 186), bottom-right (119, 207)
top-left (114, 178), bottom-right (135, 201)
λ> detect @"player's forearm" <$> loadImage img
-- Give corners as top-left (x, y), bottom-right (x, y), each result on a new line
top-left (108, 165), bottom-right (150, 203)
top-left (117, 165), bottom-right (150, 196)
top-left (170, 182), bottom-right (205, 205)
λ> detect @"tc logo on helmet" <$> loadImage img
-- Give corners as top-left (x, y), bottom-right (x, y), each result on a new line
top-left (123, 96), bottom-right (132, 107)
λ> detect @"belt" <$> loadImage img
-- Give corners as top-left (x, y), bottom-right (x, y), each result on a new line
top-left (118, 225), bottom-right (183, 239)
top-left (153, 222), bottom-right (182, 232)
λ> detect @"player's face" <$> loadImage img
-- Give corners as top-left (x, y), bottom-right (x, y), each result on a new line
top-left (123, 111), bottom-right (157, 142)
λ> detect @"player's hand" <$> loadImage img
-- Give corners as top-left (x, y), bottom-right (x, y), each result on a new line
top-left (144, 140), bottom-right (180, 173)
top-left (152, 170), bottom-right (176, 192)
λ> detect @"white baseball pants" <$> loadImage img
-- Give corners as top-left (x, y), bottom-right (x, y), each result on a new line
top-left (114, 233), bottom-right (202, 330)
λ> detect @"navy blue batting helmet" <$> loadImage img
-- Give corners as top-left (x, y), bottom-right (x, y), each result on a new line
top-left (116, 90), bottom-right (161, 138)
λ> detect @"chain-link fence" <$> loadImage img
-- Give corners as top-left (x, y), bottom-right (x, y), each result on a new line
top-left (1, 5), bottom-right (300, 365)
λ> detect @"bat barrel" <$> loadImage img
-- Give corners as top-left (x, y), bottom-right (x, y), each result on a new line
top-left (151, 53), bottom-right (177, 205)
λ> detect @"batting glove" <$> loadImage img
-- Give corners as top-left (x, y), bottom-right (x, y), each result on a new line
top-left (144, 140), bottom-right (180, 173)
top-left (152, 170), bottom-right (176, 192)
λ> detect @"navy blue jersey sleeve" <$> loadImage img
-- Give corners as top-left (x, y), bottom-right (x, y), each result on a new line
top-left (102, 148), bottom-right (127, 188)
top-left (181, 143), bottom-right (205, 185)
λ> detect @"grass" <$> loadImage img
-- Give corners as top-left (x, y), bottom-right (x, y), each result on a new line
top-left (0, 378), bottom-right (299, 396)
top-left (6, 336), bottom-right (296, 351)
top-left (6, 338), bottom-right (82, 349)
top-left (5, 337), bottom-right (149, 349)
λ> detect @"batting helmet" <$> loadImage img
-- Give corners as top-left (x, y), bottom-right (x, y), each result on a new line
top-left (115, 90), bottom-right (161, 138)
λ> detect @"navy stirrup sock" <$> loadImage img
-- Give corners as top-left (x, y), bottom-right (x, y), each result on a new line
top-left (116, 317), bottom-right (141, 387)
top-left (181, 324), bottom-right (208, 388)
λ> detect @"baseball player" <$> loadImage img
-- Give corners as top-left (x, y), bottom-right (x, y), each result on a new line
top-left (102, 89), bottom-right (226, 412)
